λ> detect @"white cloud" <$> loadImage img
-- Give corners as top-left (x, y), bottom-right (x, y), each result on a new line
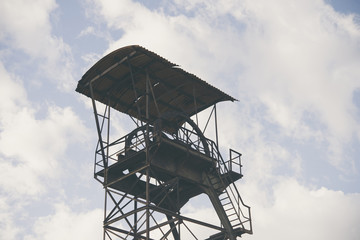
top-left (0, 0), bottom-right (57, 55)
top-left (0, 59), bottom-right (93, 239)
top-left (0, 105), bottom-right (89, 192)
top-left (0, 0), bottom-right (75, 91)
top-left (87, 0), bottom-right (241, 81)
top-left (0, 61), bottom-right (90, 196)
top-left (0, 62), bottom-right (29, 111)
top-left (231, 0), bottom-right (360, 171)
top-left (77, 26), bottom-right (96, 38)
top-left (23, 203), bottom-right (103, 240)
top-left (0, 197), bottom-right (22, 240)
top-left (241, 178), bottom-right (360, 240)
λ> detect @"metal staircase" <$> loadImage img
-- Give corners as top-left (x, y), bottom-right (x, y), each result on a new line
top-left (205, 150), bottom-right (252, 240)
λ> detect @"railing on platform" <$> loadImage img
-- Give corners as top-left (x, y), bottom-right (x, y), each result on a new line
top-left (94, 124), bottom-right (226, 178)
top-left (94, 124), bottom-right (246, 176)
top-left (214, 149), bottom-right (252, 234)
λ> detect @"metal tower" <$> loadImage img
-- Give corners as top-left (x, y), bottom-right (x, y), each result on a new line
top-left (76, 45), bottom-right (252, 240)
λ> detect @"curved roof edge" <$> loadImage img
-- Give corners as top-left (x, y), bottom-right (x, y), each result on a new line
top-left (76, 45), bottom-right (237, 125)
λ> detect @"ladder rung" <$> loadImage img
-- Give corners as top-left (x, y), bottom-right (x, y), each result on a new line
top-left (219, 196), bottom-right (229, 201)
top-left (220, 197), bottom-right (229, 201)
top-left (231, 223), bottom-right (243, 228)
top-left (228, 213), bottom-right (237, 217)
top-left (228, 215), bottom-right (238, 219)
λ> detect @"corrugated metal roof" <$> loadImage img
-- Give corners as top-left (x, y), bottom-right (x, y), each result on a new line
top-left (76, 45), bottom-right (236, 127)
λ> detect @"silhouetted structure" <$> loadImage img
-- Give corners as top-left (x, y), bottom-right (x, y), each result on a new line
top-left (76, 45), bottom-right (252, 239)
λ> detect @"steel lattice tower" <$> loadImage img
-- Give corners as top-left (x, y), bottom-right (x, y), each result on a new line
top-left (76, 45), bottom-right (252, 240)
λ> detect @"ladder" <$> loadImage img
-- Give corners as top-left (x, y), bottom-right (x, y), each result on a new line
top-left (205, 150), bottom-right (252, 239)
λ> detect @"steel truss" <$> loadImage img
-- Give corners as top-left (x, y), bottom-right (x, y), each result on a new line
top-left (87, 54), bottom-right (251, 240)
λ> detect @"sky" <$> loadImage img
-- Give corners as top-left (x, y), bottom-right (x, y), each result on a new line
top-left (0, 0), bottom-right (360, 239)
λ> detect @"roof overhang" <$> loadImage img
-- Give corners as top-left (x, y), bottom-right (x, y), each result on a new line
top-left (76, 45), bottom-right (236, 127)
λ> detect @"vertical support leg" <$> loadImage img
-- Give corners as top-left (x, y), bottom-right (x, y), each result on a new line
top-left (89, 82), bottom-right (107, 169)
top-left (134, 199), bottom-right (137, 239)
top-left (214, 104), bottom-right (219, 148)
top-left (166, 215), bottom-right (180, 240)
top-left (103, 188), bottom-right (108, 240)
top-left (145, 70), bottom-right (150, 240)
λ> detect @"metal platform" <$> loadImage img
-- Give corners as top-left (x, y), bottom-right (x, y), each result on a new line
top-left (95, 130), bottom-right (243, 212)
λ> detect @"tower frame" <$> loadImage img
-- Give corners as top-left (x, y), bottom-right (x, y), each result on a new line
top-left (76, 45), bottom-right (252, 239)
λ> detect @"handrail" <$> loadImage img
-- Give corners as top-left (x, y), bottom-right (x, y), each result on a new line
top-left (212, 147), bottom-right (252, 233)
top-left (94, 124), bottom-right (244, 178)
top-left (94, 124), bottom-right (217, 173)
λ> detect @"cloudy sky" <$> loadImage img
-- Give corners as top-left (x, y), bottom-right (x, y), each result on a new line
top-left (1, 0), bottom-right (360, 239)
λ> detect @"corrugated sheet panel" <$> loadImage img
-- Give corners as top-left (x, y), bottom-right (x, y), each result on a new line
top-left (76, 45), bottom-right (236, 127)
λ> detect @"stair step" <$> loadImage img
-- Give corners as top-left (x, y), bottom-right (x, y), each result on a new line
top-left (207, 172), bottom-right (250, 238)
top-left (231, 223), bottom-right (243, 228)
top-left (220, 197), bottom-right (229, 201)
top-left (225, 207), bottom-right (235, 211)
top-left (225, 208), bottom-right (234, 213)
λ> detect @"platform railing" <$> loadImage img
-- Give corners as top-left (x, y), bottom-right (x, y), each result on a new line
top-left (94, 124), bottom-right (243, 183)
top-left (95, 124), bottom-right (222, 166)
top-left (228, 149), bottom-right (243, 175)
top-left (214, 148), bottom-right (252, 233)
